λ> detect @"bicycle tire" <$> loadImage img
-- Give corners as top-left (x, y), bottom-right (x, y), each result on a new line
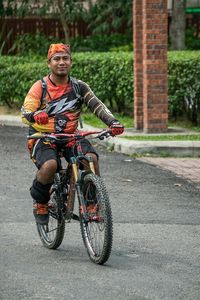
top-left (79, 173), bottom-right (113, 264)
top-left (36, 175), bottom-right (65, 249)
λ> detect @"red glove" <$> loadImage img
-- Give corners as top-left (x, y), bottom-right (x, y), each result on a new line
top-left (110, 121), bottom-right (124, 136)
top-left (34, 111), bottom-right (49, 125)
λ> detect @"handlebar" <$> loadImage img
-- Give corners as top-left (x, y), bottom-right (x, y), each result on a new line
top-left (27, 129), bottom-right (113, 142)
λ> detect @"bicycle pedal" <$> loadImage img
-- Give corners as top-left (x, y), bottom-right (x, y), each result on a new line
top-left (72, 214), bottom-right (80, 221)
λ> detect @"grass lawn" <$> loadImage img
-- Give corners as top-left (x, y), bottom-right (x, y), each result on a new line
top-left (82, 112), bottom-right (133, 128)
top-left (0, 105), bottom-right (21, 115)
top-left (121, 135), bottom-right (200, 141)
top-left (82, 113), bottom-right (200, 141)
top-left (0, 106), bottom-right (200, 141)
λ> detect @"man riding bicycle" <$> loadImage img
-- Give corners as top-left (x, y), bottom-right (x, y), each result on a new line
top-left (21, 43), bottom-right (124, 225)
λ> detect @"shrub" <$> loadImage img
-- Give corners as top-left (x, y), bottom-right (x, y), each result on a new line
top-left (71, 52), bottom-right (133, 113)
top-left (0, 52), bottom-right (133, 113)
top-left (8, 32), bottom-right (133, 55)
top-left (70, 33), bottom-right (132, 52)
top-left (168, 51), bottom-right (200, 125)
top-left (186, 27), bottom-right (200, 50)
top-left (9, 33), bottom-right (62, 56)
top-left (0, 59), bottom-right (48, 107)
top-left (1, 51), bottom-right (200, 125)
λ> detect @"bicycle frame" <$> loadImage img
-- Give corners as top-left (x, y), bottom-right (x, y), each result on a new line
top-left (28, 128), bottom-right (112, 222)
top-left (64, 146), bottom-right (96, 222)
top-left (28, 128), bottom-right (114, 263)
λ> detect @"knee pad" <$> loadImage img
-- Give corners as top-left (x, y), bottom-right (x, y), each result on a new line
top-left (30, 179), bottom-right (52, 203)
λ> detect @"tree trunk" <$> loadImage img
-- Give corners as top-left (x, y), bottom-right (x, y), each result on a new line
top-left (57, 0), bottom-right (69, 43)
top-left (170, 0), bottom-right (186, 50)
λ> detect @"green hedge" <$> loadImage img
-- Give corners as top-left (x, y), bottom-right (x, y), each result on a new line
top-left (0, 52), bottom-right (133, 114)
top-left (1, 51), bottom-right (200, 124)
top-left (168, 51), bottom-right (200, 125)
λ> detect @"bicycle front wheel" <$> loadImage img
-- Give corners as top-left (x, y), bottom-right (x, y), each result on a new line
top-left (80, 173), bottom-right (113, 264)
top-left (36, 189), bottom-right (65, 249)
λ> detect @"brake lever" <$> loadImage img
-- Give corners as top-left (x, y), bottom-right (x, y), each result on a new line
top-left (97, 130), bottom-right (111, 140)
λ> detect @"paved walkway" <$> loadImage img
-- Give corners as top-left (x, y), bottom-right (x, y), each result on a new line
top-left (138, 157), bottom-right (200, 186)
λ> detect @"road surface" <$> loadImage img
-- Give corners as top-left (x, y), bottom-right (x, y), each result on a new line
top-left (0, 126), bottom-right (200, 300)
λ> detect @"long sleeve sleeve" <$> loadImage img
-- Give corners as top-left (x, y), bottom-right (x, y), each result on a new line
top-left (79, 80), bottom-right (117, 126)
top-left (21, 80), bottom-right (42, 125)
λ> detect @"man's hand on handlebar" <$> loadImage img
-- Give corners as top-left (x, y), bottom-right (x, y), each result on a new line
top-left (34, 111), bottom-right (49, 125)
top-left (109, 121), bottom-right (124, 136)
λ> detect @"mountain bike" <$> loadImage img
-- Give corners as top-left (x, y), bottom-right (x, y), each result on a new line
top-left (28, 129), bottom-right (113, 265)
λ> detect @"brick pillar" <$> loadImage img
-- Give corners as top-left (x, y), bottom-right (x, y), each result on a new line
top-left (134, 0), bottom-right (144, 130)
top-left (143, 0), bottom-right (168, 133)
top-left (133, 0), bottom-right (168, 133)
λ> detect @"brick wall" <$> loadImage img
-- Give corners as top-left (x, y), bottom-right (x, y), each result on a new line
top-left (134, 0), bottom-right (168, 133)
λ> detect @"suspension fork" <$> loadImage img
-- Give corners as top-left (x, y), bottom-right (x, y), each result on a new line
top-left (66, 156), bottom-right (86, 217)
top-left (87, 156), bottom-right (95, 174)
top-left (68, 154), bottom-right (97, 222)
top-left (66, 158), bottom-right (77, 216)
top-left (70, 156), bottom-right (92, 222)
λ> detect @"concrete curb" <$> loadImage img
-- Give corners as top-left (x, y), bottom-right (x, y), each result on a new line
top-left (95, 137), bottom-right (200, 156)
top-left (0, 115), bottom-right (26, 127)
top-left (75, 124), bottom-right (200, 157)
top-left (0, 115), bottom-right (200, 156)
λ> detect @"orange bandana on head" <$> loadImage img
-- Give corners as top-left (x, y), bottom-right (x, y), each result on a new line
top-left (48, 43), bottom-right (70, 61)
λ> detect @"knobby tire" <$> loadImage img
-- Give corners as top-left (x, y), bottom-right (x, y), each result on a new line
top-left (80, 173), bottom-right (113, 264)
top-left (36, 174), bottom-right (65, 249)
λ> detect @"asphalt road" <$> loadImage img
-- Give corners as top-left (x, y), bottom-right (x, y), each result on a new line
top-left (0, 126), bottom-right (200, 300)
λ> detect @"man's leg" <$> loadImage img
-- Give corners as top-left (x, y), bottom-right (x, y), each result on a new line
top-left (30, 142), bottom-right (58, 224)
top-left (36, 159), bottom-right (57, 184)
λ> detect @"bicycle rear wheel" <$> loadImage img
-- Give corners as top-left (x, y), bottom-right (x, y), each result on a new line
top-left (80, 173), bottom-right (113, 264)
top-left (36, 181), bottom-right (65, 249)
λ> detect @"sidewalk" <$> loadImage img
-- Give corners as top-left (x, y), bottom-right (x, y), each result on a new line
top-left (0, 114), bottom-right (200, 185)
top-left (138, 157), bottom-right (200, 186)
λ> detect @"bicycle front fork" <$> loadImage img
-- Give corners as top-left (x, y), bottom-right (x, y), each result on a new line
top-left (70, 156), bottom-right (95, 222)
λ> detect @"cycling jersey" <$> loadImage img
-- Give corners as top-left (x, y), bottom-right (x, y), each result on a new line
top-left (21, 75), bottom-right (116, 134)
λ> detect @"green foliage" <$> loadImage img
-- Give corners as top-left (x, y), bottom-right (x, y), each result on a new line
top-left (0, 52), bottom-right (133, 111)
top-left (86, 0), bottom-right (132, 36)
top-left (82, 112), bottom-right (133, 128)
top-left (0, 29), bottom-right (12, 55)
top-left (168, 51), bottom-right (200, 125)
top-left (185, 27), bottom-right (200, 50)
top-left (0, 0), bottom-right (30, 17)
top-left (0, 0), bottom-right (85, 19)
top-left (2, 51), bottom-right (200, 126)
top-left (10, 33), bottom-right (132, 55)
top-left (10, 33), bottom-right (62, 56)
top-left (71, 52), bottom-right (133, 113)
top-left (122, 135), bottom-right (200, 141)
top-left (110, 44), bottom-right (133, 52)
top-left (0, 57), bottom-right (48, 107)
top-left (0, 1), bottom-right (86, 44)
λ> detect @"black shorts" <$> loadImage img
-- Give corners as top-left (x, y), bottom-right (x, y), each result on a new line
top-left (32, 138), bottom-right (98, 169)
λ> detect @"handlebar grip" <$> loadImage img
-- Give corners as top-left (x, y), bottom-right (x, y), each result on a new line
top-left (27, 133), bottom-right (44, 140)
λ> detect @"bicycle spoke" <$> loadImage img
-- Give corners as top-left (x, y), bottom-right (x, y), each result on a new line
top-left (36, 175), bottom-right (65, 249)
top-left (80, 174), bottom-right (113, 264)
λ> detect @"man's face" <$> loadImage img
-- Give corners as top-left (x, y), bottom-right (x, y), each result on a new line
top-left (48, 52), bottom-right (72, 77)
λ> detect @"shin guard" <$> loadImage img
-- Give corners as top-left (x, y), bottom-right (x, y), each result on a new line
top-left (30, 179), bottom-right (52, 204)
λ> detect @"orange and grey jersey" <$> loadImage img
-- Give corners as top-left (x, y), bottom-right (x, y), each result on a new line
top-left (21, 75), bottom-right (117, 134)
